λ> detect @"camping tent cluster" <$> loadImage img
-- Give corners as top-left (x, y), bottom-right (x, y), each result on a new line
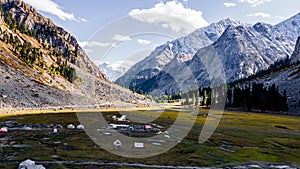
top-left (52, 124), bottom-right (85, 134)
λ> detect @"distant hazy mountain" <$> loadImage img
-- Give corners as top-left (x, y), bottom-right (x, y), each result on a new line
top-left (98, 62), bottom-right (129, 82)
top-left (134, 23), bottom-right (294, 96)
top-left (116, 18), bottom-right (242, 87)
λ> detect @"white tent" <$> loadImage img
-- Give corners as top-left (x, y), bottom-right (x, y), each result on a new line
top-left (67, 124), bottom-right (75, 129)
top-left (0, 127), bottom-right (8, 133)
top-left (77, 125), bottom-right (85, 130)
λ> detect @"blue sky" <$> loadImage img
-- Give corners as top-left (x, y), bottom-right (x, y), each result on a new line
top-left (23, 0), bottom-right (300, 66)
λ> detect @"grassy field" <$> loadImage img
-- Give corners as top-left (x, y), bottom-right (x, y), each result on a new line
top-left (0, 108), bottom-right (300, 168)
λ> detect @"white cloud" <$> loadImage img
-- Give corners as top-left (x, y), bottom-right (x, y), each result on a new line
top-left (247, 12), bottom-right (271, 18)
top-left (23, 0), bottom-right (85, 22)
top-left (128, 1), bottom-right (208, 33)
top-left (79, 41), bottom-right (114, 48)
top-left (137, 39), bottom-right (151, 45)
top-left (224, 2), bottom-right (237, 7)
top-left (79, 17), bottom-right (88, 23)
top-left (112, 34), bottom-right (132, 42)
top-left (83, 48), bottom-right (94, 54)
top-left (78, 41), bottom-right (87, 47)
top-left (79, 35), bottom-right (131, 49)
top-left (239, 0), bottom-right (272, 7)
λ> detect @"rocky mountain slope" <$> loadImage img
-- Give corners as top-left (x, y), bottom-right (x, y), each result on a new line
top-left (0, 0), bottom-right (145, 110)
top-left (1, 0), bottom-right (103, 78)
top-left (116, 18), bottom-right (242, 87)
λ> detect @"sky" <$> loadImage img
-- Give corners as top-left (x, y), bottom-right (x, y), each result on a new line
top-left (22, 0), bottom-right (300, 67)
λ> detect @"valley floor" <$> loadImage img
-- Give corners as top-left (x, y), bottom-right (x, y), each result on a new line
top-left (0, 107), bottom-right (299, 168)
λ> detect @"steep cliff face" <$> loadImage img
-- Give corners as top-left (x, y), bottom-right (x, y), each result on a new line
top-left (0, 0), bottom-right (145, 109)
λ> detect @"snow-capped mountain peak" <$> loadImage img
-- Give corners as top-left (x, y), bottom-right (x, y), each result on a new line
top-left (99, 62), bottom-right (129, 82)
top-left (128, 20), bottom-right (295, 95)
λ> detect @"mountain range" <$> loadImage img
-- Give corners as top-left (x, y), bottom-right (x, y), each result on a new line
top-left (114, 12), bottom-right (300, 114)
top-left (117, 13), bottom-right (300, 96)
top-left (116, 18), bottom-right (243, 87)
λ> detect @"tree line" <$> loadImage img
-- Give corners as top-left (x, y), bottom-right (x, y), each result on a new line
top-left (227, 83), bottom-right (288, 112)
top-left (154, 82), bottom-right (288, 112)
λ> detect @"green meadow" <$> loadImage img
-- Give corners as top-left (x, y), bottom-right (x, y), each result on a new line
top-left (0, 108), bottom-right (299, 168)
